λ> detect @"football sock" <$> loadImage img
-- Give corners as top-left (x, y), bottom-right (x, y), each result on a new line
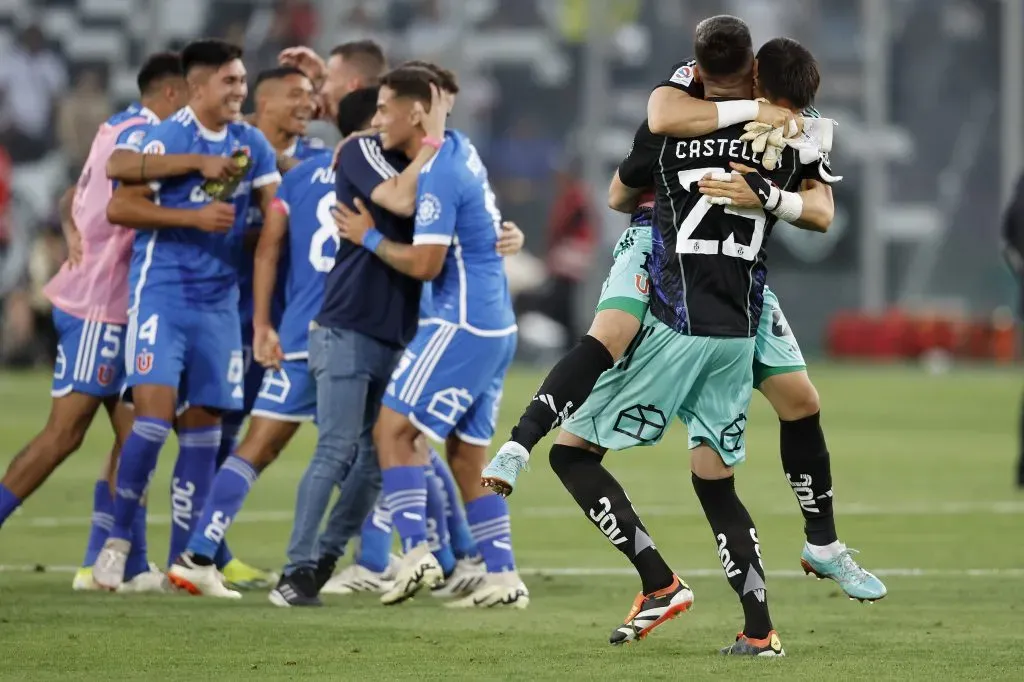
top-left (691, 474), bottom-right (773, 639)
top-left (109, 417), bottom-right (171, 541)
top-left (549, 443), bottom-right (673, 594)
top-left (186, 455), bottom-right (256, 563)
top-left (0, 484), bottom-right (22, 527)
top-left (168, 426), bottom-right (220, 566)
top-left (213, 419), bottom-right (241, 570)
top-left (381, 466), bottom-right (428, 552)
top-left (428, 448), bottom-right (477, 558)
top-left (124, 505), bottom-right (150, 579)
top-left (510, 335), bottom-right (614, 452)
top-left (81, 480), bottom-right (114, 567)
top-left (357, 499), bottom-right (393, 573)
top-left (425, 466), bottom-right (456, 576)
top-left (465, 494), bottom-right (515, 573)
top-left (779, 412), bottom-right (838, 545)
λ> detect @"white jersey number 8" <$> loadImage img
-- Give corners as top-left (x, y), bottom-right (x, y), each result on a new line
top-left (310, 191), bottom-right (341, 273)
top-left (675, 168), bottom-right (765, 262)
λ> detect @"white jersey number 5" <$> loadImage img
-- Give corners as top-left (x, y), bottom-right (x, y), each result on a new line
top-left (675, 168), bottom-right (765, 262)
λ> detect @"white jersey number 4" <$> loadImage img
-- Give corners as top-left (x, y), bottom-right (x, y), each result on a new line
top-left (676, 168), bottom-right (765, 262)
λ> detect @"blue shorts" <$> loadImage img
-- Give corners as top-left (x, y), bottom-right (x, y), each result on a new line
top-left (239, 321), bottom-right (265, 414)
top-left (250, 359), bottom-right (317, 423)
top-left (383, 322), bottom-right (516, 445)
top-left (52, 307), bottom-right (125, 399)
top-left (125, 300), bottom-right (243, 411)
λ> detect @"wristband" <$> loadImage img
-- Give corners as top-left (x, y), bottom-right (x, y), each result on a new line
top-left (714, 100), bottom-right (759, 129)
top-left (362, 227), bottom-right (385, 253)
top-left (740, 172), bottom-right (782, 211)
top-left (771, 191), bottom-right (804, 223)
top-left (423, 136), bottom-right (443, 150)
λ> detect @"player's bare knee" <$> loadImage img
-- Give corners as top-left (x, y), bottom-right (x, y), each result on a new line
top-left (554, 428), bottom-right (606, 455)
top-left (690, 444), bottom-right (733, 480)
top-left (589, 308), bottom-right (642, 361)
top-left (761, 371), bottom-right (820, 421)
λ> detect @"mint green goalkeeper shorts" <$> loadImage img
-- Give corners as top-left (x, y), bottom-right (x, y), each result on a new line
top-left (562, 311), bottom-right (755, 466)
top-left (594, 224), bottom-right (805, 387)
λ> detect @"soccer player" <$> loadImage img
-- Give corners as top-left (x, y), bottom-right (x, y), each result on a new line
top-left (333, 66), bottom-right (526, 608)
top-left (279, 40), bottom-right (387, 124)
top-left (486, 18), bottom-right (885, 606)
top-left (91, 39), bottom-right (281, 591)
top-left (0, 52), bottom-right (229, 592)
top-left (210, 65), bottom-right (324, 590)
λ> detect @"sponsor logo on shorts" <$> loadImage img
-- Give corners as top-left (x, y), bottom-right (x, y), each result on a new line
top-left (613, 403), bottom-right (667, 443)
top-left (771, 309), bottom-right (791, 338)
top-left (718, 414), bottom-right (747, 453)
top-left (136, 350), bottom-right (154, 375)
top-left (97, 364), bottom-right (114, 387)
top-left (634, 273), bottom-right (649, 296)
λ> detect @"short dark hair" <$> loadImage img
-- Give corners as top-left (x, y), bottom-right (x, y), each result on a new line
top-left (755, 38), bottom-right (820, 110)
top-left (336, 87), bottom-right (380, 137)
top-left (401, 60), bottom-right (459, 94)
top-left (137, 52), bottom-right (183, 94)
top-left (379, 66), bottom-right (438, 105)
top-left (329, 40), bottom-right (386, 84)
top-left (254, 66), bottom-right (310, 91)
top-left (694, 15), bottom-right (753, 78)
top-left (181, 38), bottom-right (243, 75)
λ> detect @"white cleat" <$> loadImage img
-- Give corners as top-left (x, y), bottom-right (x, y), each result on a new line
top-left (118, 563), bottom-right (168, 594)
top-left (72, 567), bottom-right (100, 591)
top-left (92, 538), bottom-right (131, 591)
top-left (431, 556), bottom-right (487, 599)
top-left (379, 543), bottom-right (444, 606)
top-left (166, 555), bottom-right (242, 599)
top-left (321, 563), bottom-right (396, 595)
top-left (446, 570), bottom-right (529, 609)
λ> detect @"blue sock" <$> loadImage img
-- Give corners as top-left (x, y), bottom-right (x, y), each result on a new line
top-left (186, 455), bottom-right (257, 561)
top-left (429, 449), bottom-right (477, 559)
top-left (466, 494), bottom-right (516, 573)
top-left (357, 498), bottom-right (393, 573)
top-left (124, 505), bottom-right (150, 579)
top-left (425, 467), bottom-right (455, 575)
top-left (0, 484), bottom-right (23, 527)
top-left (109, 417), bottom-right (171, 541)
top-left (81, 481), bottom-right (113, 567)
top-left (381, 466), bottom-right (428, 553)
top-left (213, 418), bottom-right (241, 570)
top-left (168, 426), bottom-right (220, 566)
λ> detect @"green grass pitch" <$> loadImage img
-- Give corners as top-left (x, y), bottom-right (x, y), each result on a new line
top-left (1, 365), bottom-right (1023, 680)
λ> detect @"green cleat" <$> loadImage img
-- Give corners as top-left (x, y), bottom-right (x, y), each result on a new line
top-left (800, 543), bottom-right (887, 603)
top-left (720, 631), bottom-right (785, 657)
top-left (480, 441), bottom-right (530, 497)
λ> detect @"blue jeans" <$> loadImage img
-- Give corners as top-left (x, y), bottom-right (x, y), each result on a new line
top-left (284, 325), bottom-right (400, 574)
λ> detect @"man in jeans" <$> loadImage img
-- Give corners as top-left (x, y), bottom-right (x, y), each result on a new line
top-left (269, 82), bottom-right (450, 606)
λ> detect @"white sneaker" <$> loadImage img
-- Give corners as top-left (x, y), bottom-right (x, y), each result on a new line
top-left (379, 543), bottom-right (444, 605)
top-left (72, 567), bottom-right (100, 591)
top-left (447, 570), bottom-right (529, 609)
top-left (118, 564), bottom-right (168, 594)
top-left (431, 556), bottom-right (486, 599)
top-left (321, 563), bottom-right (395, 595)
top-left (167, 555), bottom-right (242, 599)
top-left (93, 538), bottom-right (131, 591)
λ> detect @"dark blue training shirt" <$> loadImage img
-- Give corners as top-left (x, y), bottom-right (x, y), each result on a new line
top-left (315, 134), bottom-right (421, 348)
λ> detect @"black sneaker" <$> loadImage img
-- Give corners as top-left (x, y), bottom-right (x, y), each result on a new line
top-left (720, 631), bottom-right (785, 657)
top-left (314, 554), bottom-right (338, 592)
top-left (268, 569), bottom-right (323, 607)
top-left (609, 575), bottom-right (694, 645)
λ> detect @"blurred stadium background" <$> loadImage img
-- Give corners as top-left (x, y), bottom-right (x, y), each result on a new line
top-left (2, 2), bottom-right (1024, 678)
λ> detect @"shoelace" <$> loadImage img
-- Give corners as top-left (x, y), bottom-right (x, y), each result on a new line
top-left (493, 451), bottom-right (529, 475)
top-left (834, 548), bottom-right (870, 585)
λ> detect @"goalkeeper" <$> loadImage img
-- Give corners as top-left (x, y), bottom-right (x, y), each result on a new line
top-left (484, 22), bottom-right (886, 605)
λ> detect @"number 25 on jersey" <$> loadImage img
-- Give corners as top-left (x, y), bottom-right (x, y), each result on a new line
top-left (676, 168), bottom-right (765, 262)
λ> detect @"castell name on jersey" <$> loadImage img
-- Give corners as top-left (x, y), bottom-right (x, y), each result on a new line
top-left (675, 138), bottom-right (762, 164)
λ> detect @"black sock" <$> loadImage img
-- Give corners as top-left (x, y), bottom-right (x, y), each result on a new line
top-left (549, 444), bottom-right (674, 594)
top-left (510, 335), bottom-right (614, 452)
top-left (691, 474), bottom-right (773, 639)
top-left (779, 412), bottom-right (838, 546)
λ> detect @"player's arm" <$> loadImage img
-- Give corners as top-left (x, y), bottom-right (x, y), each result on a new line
top-left (334, 198), bottom-right (447, 280)
top-left (790, 179), bottom-right (833, 232)
top-left (57, 185), bottom-right (83, 266)
top-left (252, 195), bottom-right (289, 368)
top-left (609, 121), bottom-right (658, 213)
top-left (608, 170), bottom-right (645, 213)
top-left (107, 183), bottom-right (234, 232)
top-left (106, 150), bottom-right (241, 184)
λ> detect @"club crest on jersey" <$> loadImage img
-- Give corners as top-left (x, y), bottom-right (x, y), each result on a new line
top-left (136, 350), bottom-right (154, 375)
top-left (670, 65), bottom-right (694, 86)
top-left (97, 364), bottom-right (114, 387)
top-left (416, 193), bottom-right (442, 226)
top-left (634, 273), bottom-right (649, 296)
top-left (143, 140), bottom-right (165, 155)
top-left (125, 129), bottom-right (147, 149)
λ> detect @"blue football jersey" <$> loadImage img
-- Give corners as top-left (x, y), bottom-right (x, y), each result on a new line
top-left (238, 134), bottom-right (327, 326)
top-left (128, 107), bottom-right (281, 311)
top-left (414, 131), bottom-right (516, 335)
top-left (274, 150), bottom-right (338, 358)
top-left (111, 102), bottom-right (161, 153)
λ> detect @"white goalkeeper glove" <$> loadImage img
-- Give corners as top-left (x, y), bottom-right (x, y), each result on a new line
top-left (740, 121), bottom-right (789, 171)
